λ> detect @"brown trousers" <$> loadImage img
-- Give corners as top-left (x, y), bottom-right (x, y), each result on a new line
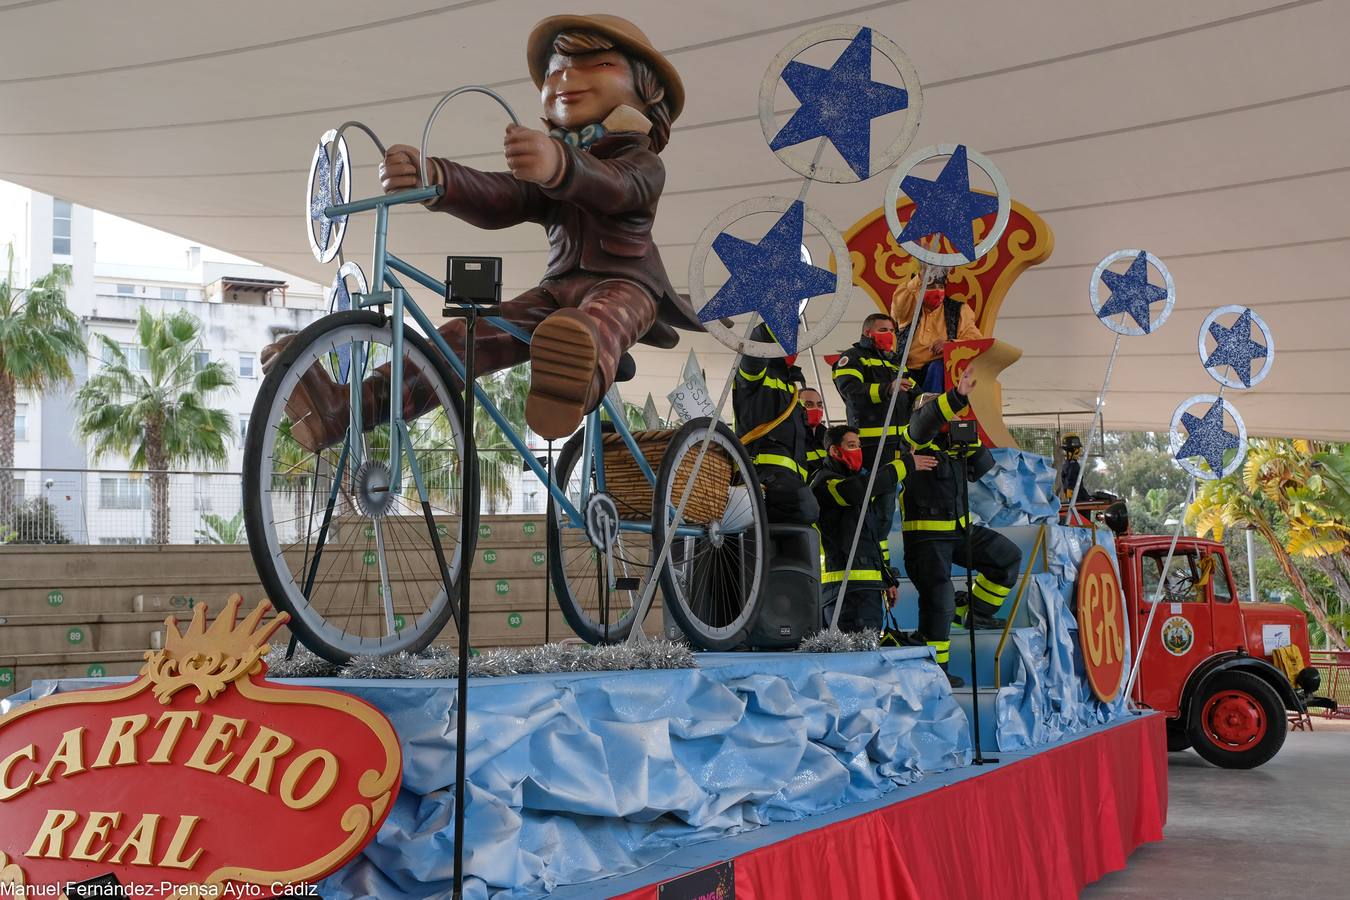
top-left (377, 272), bottom-right (659, 422)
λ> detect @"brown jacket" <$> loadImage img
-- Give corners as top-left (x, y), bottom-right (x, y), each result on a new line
top-left (425, 132), bottom-right (701, 348)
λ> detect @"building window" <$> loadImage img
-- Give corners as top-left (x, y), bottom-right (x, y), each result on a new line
top-left (116, 283), bottom-right (136, 295)
top-left (100, 477), bottom-right (148, 510)
top-left (194, 350), bottom-right (210, 372)
top-left (239, 414), bottom-right (250, 442)
top-left (162, 287), bottom-right (187, 301)
top-left (101, 342), bottom-right (149, 371)
top-left (14, 404), bottom-right (25, 441)
top-left (11, 478), bottom-right (22, 503)
top-left (238, 352), bottom-right (255, 378)
top-left (52, 199), bottom-right (72, 256)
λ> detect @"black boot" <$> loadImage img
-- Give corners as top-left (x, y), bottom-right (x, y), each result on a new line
top-left (954, 590), bottom-right (1002, 630)
top-left (940, 661), bottom-right (965, 689)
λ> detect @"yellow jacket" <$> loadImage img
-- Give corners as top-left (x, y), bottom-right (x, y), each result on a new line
top-left (889, 275), bottom-right (983, 369)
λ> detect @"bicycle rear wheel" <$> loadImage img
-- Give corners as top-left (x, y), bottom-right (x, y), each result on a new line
top-left (546, 425), bottom-right (660, 644)
top-left (243, 310), bottom-right (473, 663)
top-left (653, 418), bottom-right (769, 650)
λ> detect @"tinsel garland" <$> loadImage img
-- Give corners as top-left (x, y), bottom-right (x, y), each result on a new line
top-left (798, 629), bottom-right (881, 654)
top-left (264, 639), bottom-right (695, 680)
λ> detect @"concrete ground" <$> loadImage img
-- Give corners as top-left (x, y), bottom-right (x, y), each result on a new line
top-left (1085, 717), bottom-right (1350, 898)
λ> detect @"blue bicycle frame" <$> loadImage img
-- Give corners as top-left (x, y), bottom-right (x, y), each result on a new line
top-left (325, 186), bottom-right (701, 538)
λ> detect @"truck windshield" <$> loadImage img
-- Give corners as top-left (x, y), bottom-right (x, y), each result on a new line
top-left (1140, 549), bottom-right (1205, 603)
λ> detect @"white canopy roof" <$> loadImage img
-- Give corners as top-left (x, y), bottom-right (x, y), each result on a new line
top-left (3, 0), bottom-right (1347, 438)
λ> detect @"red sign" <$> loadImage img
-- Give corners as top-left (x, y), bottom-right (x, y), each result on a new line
top-left (1076, 546), bottom-right (1128, 702)
top-left (0, 597), bottom-right (401, 897)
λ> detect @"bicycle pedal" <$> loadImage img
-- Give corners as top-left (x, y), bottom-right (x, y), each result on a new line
top-left (614, 577), bottom-right (642, 591)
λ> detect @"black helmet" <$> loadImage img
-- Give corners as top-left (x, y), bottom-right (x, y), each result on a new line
top-left (1061, 433), bottom-right (1083, 452)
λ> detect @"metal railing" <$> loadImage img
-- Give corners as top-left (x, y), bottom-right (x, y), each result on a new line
top-left (2, 450), bottom-right (563, 545)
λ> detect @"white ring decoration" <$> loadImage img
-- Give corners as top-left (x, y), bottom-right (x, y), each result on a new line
top-left (1169, 394), bottom-right (1248, 481)
top-left (689, 196), bottom-right (852, 358)
top-left (758, 24), bottom-right (923, 184)
top-left (306, 129), bottom-right (351, 264)
top-left (884, 143), bottom-right (1011, 266)
top-left (1088, 249), bottom-right (1177, 337)
top-left (1198, 304), bottom-right (1275, 390)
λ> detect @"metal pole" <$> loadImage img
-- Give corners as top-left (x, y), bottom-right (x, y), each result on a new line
top-left (961, 450), bottom-right (996, 764)
top-left (1124, 479), bottom-right (1197, 702)
top-left (1245, 526), bottom-right (1258, 603)
top-left (828, 239), bottom-right (934, 630)
top-left (452, 308), bottom-right (478, 900)
top-left (1067, 333), bottom-right (1122, 522)
top-left (544, 439), bottom-right (553, 645)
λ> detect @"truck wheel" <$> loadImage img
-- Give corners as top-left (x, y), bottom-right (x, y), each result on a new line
top-left (1166, 723), bottom-right (1191, 753)
top-left (1186, 671), bottom-right (1287, 769)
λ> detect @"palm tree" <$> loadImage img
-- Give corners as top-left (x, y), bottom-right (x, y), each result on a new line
top-left (472, 363), bottom-right (531, 513)
top-left (196, 510), bottom-right (244, 544)
top-left (75, 308), bottom-right (235, 543)
top-left (0, 246), bottom-right (83, 520)
top-left (1188, 441), bottom-right (1349, 650)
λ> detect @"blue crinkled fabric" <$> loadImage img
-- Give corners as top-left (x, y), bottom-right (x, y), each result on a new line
top-left (315, 648), bottom-right (971, 899)
top-left (995, 526), bottom-right (1133, 750)
top-left (968, 449), bottom-right (1060, 527)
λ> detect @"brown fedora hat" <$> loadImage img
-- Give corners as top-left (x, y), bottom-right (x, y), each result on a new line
top-left (527, 14), bottom-right (685, 123)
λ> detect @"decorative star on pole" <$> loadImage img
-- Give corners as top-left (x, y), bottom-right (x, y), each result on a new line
top-left (1098, 251), bottom-right (1169, 334)
top-left (310, 150), bottom-right (346, 253)
top-left (697, 201), bottom-right (837, 356)
top-left (1175, 398), bottom-right (1240, 475)
top-left (1203, 308), bottom-right (1268, 387)
top-left (895, 145), bottom-right (1000, 261)
top-left (768, 27), bottom-right (910, 180)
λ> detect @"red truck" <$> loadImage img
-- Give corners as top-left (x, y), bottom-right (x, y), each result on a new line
top-left (1110, 530), bottom-right (1327, 768)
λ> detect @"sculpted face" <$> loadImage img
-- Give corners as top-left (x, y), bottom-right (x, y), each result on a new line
top-left (542, 49), bottom-right (642, 128)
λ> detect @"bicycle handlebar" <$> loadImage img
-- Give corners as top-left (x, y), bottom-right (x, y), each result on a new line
top-left (419, 85), bottom-right (521, 189)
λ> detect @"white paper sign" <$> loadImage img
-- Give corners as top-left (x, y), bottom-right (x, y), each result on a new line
top-left (642, 393), bottom-right (662, 429)
top-left (682, 349), bottom-right (703, 385)
top-left (1262, 623), bottom-right (1291, 652)
top-left (667, 377), bottom-right (716, 423)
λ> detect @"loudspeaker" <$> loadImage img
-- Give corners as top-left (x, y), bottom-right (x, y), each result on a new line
top-left (743, 524), bottom-right (822, 650)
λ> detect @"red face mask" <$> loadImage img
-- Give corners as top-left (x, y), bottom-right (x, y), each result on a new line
top-left (805, 408), bottom-right (824, 428)
top-left (871, 330), bottom-right (896, 352)
top-left (783, 353), bottom-right (797, 367)
top-left (923, 289), bottom-right (944, 311)
top-left (837, 447), bottom-right (864, 472)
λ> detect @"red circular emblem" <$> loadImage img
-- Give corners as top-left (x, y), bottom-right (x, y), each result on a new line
top-left (1076, 545), bottom-right (1127, 702)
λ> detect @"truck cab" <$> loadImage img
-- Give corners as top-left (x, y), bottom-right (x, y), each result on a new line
top-left (1114, 534), bottom-right (1319, 768)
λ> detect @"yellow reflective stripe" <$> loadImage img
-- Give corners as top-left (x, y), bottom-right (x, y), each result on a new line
top-left (954, 603), bottom-right (969, 618)
top-left (974, 573), bottom-right (1011, 596)
top-left (833, 367), bottom-right (864, 382)
top-left (753, 453), bottom-right (808, 480)
top-left (857, 425), bottom-right (904, 438)
top-left (901, 515), bottom-right (970, 532)
top-left (869, 382), bottom-right (882, 403)
top-left (822, 569), bottom-right (883, 583)
top-left (879, 539), bottom-right (889, 549)
top-left (806, 449), bottom-right (827, 461)
top-left (972, 576), bottom-right (1009, 607)
top-left (938, 392), bottom-right (958, 421)
top-left (826, 479), bottom-right (849, 507)
top-left (738, 367), bottom-right (765, 382)
top-left (861, 358), bottom-right (899, 370)
top-left (927, 639), bottom-right (951, 664)
top-left (889, 458), bottom-right (907, 480)
top-left (762, 375), bottom-right (794, 393)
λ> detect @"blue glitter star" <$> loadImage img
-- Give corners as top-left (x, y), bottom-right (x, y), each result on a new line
top-left (768, 28), bottom-right (909, 180)
top-left (698, 201), bottom-right (836, 356)
top-left (895, 145), bottom-right (1000, 261)
top-left (1203, 308), bottom-right (1268, 387)
top-left (1098, 251), bottom-right (1168, 334)
top-left (1176, 398), bottom-right (1240, 475)
top-left (331, 277), bottom-right (352, 383)
top-left (310, 149), bottom-right (347, 252)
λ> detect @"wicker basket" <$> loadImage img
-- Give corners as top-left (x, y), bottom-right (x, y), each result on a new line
top-left (601, 430), bottom-right (731, 524)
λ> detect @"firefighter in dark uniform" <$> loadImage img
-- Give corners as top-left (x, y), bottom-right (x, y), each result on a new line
top-left (799, 387), bottom-right (828, 479)
top-left (831, 313), bottom-right (914, 566)
top-left (733, 323), bottom-right (819, 525)
top-left (1058, 433), bottom-right (1090, 502)
top-left (812, 425), bottom-right (927, 632)
top-left (901, 374), bottom-right (1022, 686)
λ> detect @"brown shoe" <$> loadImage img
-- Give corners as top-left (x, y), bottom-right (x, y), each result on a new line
top-left (526, 309), bottom-right (602, 439)
top-left (261, 336), bottom-right (352, 453)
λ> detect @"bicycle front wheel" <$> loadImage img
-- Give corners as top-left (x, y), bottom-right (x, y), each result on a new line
top-left (243, 310), bottom-right (474, 663)
top-left (653, 418), bottom-right (769, 650)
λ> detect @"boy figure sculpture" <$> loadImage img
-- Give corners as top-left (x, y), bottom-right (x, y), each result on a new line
top-left (267, 14), bottom-right (700, 446)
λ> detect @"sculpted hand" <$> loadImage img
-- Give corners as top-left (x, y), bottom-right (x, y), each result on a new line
top-left (957, 365), bottom-right (977, 397)
top-left (504, 124), bottom-right (564, 185)
top-left (380, 145), bottom-right (423, 193)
